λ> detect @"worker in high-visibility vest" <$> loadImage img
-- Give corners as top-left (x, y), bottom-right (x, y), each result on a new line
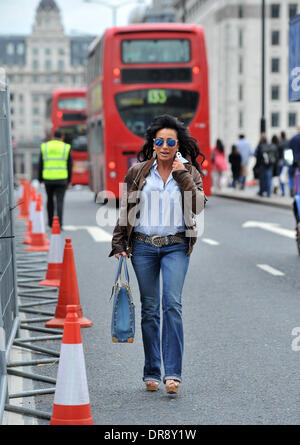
top-left (38, 130), bottom-right (72, 229)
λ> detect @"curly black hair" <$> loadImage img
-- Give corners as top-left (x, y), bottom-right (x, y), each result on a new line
top-left (137, 114), bottom-right (205, 174)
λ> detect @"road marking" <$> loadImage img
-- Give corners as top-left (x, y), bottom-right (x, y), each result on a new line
top-left (63, 225), bottom-right (112, 242)
top-left (243, 221), bottom-right (295, 239)
top-left (257, 264), bottom-right (285, 276)
top-left (202, 238), bottom-right (220, 246)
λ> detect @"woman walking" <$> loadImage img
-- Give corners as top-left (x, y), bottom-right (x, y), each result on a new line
top-left (211, 139), bottom-right (228, 190)
top-left (109, 115), bottom-right (207, 394)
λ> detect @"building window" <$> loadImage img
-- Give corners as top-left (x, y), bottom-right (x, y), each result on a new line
top-left (239, 84), bottom-right (243, 101)
top-left (33, 107), bottom-right (39, 115)
top-left (32, 48), bottom-right (39, 55)
top-left (239, 55), bottom-right (243, 74)
top-left (32, 60), bottom-right (39, 71)
top-left (238, 29), bottom-right (243, 48)
top-left (58, 48), bottom-right (65, 55)
top-left (45, 48), bottom-right (51, 55)
top-left (270, 4), bottom-right (280, 18)
top-left (288, 112), bottom-right (297, 127)
top-left (289, 4), bottom-right (298, 18)
top-left (271, 57), bottom-right (280, 73)
top-left (239, 110), bottom-right (243, 128)
top-left (33, 75), bottom-right (39, 83)
top-left (45, 59), bottom-right (52, 70)
top-left (271, 112), bottom-right (280, 127)
top-left (17, 43), bottom-right (25, 55)
top-left (238, 5), bottom-right (244, 18)
top-left (6, 43), bottom-right (14, 55)
top-left (271, 85), bottom-right (280, 100)
top-left (45, 75), bottom-right (52, 83)
top-left (32, 94), bottom-right (39, 102)
top-left (271, 30), bottom-right (280, 45)
top-left (58, 60), bottom-right (64, 71)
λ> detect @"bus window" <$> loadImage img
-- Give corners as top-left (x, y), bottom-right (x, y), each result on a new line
top-left (58, 97), bottom-right (86, 110)
top-left (115, 88), bottom-right (199, 138)
top-left (122, 39), bottom-right (191, 64)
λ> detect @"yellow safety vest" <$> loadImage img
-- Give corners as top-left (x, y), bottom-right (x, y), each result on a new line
top-left (41, 140), bottom-right (71, 180)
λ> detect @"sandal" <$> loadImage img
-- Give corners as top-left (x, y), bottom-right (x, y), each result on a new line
top-left (165, 379), bottom-right (179, 394)
top-left (145, 381), bottom-right (159, 391)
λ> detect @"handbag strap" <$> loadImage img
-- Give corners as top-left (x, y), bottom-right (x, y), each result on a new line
top-left (114, 256), bottom-right (129, 284)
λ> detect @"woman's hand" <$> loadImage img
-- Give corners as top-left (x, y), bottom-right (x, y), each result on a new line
top-left (172, 158), bottom-right (186, 172)
top-left (115, 251), bottom-right (128, 259)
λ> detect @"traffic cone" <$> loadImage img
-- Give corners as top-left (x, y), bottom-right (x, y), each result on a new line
top-left (17, 180), bottom-right (30, 220)
top-left (45, 238), bottom-right (92, 328)
top-left (50, 305), bottom-right (93, 425)
top-left (25, 193), bottom-right (49, 252)
top-left (39, 217), bottom-right (64, 287)
top-left (23, 188), bottom-right (37, 243)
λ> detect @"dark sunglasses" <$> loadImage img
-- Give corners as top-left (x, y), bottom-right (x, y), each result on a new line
top-left (153, 138), bottom-right (178, 148)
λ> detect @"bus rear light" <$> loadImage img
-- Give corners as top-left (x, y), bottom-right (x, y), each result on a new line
top-left (113, 68), bottom-right (120, 76)
top-left (192, 66), bottom-right (200, 74)
top-left (108, 161), bottom-right (116, 169)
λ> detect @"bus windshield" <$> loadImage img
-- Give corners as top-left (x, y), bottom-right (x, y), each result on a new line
top-left (122, 39), bottom-right (190, 64)
top-left (58, 97), bottom-right (86, 110)
top-left (58, 124), bottom-right (87, 151)
top-left (115, 88), bottom-right (199, 138)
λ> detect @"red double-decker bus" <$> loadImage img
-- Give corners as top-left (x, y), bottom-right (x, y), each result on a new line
top-left (87, 23), bottom-right (211, 200)
top-left (45, 88), bottom-right (89, 185)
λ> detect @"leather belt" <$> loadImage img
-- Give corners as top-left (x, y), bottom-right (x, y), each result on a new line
top-left (133, 232), bottom-right (186, 248)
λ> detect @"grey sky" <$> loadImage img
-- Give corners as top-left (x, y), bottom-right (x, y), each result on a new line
top-left (0, 0), bottom-right (151, 36)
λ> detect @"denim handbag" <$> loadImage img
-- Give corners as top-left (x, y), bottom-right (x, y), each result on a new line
top-left (110, 256), bottom-right (135, 343)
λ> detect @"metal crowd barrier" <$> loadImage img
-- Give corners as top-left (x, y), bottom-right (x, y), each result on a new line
top-left (0, 77), bottom-right (19, 423)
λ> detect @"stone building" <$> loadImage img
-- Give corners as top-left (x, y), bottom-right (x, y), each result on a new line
top-left (130, 0), bottom-right (176, 23)
top-left (0, 0), bottom-right (95, 179)
top-left (173, 0), bottom-right (299, 154)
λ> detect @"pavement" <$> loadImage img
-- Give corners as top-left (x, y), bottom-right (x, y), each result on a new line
top-left (212, 182), bottom-right (293, 210)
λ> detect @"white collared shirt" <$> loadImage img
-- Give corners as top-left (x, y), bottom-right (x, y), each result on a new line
top-left (134, 160), bottom-right (185, 236)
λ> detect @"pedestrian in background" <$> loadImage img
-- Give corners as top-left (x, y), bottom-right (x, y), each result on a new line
top-left (255, 134), bottom-right (277, 197)
top-left (110, 114), bottom-right (207, 394)
top-left (228, 144), bottom-right (241, 188)
top-left (38, 129), bottom-right (72, 229)
top-left (271, 135), bottom-right (280, 195)
top-left (278, 131), bottom-right (290, 196)
top-left (211, 139), bottom-right (228, 190)
top-left (235, 134), bottom-right (253, 190)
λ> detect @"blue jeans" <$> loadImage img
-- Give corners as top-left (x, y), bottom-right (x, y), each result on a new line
top-left (131, 239), bottom-right (190, 384)
top-left (259, 166), bottom-right (273, 197)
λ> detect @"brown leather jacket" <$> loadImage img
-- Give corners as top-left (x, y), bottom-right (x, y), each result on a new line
top-left (109, 158), bottom-right (207, 257)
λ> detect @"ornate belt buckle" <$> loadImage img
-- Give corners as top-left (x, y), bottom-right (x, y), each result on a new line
top-left (151, 235), bottom-right (161, 247)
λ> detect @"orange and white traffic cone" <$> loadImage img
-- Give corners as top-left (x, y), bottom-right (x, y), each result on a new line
top-left (25, 193), bottom-right (49, 252)
top-left (50, 305), bottom-right (93, 425)
top-left (45, 238), bottom-right (92, 328)
top-left (17, 179), bottom-right (30, 220)
top-left (39, 217), bottom-right (64, 287)
top-left (23, 187), bottom-right (37, 244)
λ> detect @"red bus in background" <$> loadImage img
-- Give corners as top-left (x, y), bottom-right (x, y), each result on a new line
top-left (87, 23), bottom-right (211, 200)
top-left (45, 88), bottom-right (89, 185)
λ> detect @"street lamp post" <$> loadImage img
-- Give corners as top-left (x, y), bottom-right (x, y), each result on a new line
top-left (83, 0), bottom-right (145, 27)
top-left (260, 0), bottom-right (266, 134)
